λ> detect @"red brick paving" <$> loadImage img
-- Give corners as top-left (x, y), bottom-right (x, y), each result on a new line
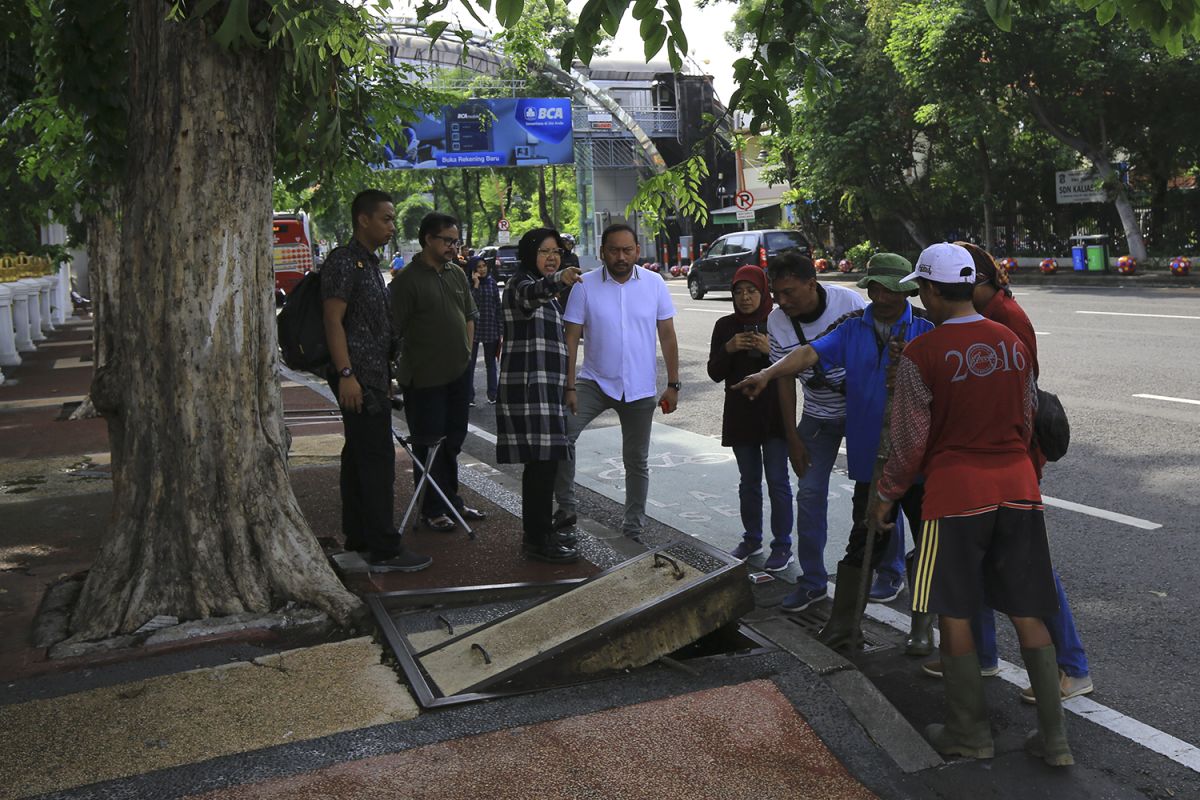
top-left (191, 680), bottom-right (877, 800)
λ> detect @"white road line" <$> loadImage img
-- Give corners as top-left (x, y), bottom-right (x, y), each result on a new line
top-left (682, 308), bottom-right (727, 314)
top-left (467, 422), bottom-right (498, 444)
top-left (1041, 495), bottom-right (1162, 530)
top-left (1133, 393), bottom-right (1200, 407)
top-left (858, 599), bottom-right (1200, 773)
top-left (1034, 331), bottom-right (1052, 336)
top-left (1077, 310), bottom-right (1200, 321)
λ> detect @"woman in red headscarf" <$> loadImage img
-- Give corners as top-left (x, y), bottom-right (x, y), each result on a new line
top-left (707, 265), bottom-right (794, 570)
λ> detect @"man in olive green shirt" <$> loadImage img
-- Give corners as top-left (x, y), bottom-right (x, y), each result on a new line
top-left (389, 212), bottom-right (486, 530)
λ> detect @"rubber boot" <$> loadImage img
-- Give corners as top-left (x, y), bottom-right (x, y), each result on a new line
top-left (904, 552), bottom-right (936, 656)
top-left (816, 563), bottom-right (866, 650)
top-left (925, 652), bottom-right (995, 759)
top-left (1022, 645), bottom-right (1074, 766)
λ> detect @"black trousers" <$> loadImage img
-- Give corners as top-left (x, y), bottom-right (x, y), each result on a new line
top-left (331, 379), bottom-right (398, 560)
top-left (403, 368), bottom-right (471, 516)
top-left (522, 460), bottom-right (559, 542)
top-left (840, 481), bottom-right (924, 571)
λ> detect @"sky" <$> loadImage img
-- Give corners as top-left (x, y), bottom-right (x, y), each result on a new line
top-left (385, 0), bottom-right (744, 105)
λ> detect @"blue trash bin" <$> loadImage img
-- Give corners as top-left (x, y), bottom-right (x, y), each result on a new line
top-left (1071, 246), bottom-right (1087, 271)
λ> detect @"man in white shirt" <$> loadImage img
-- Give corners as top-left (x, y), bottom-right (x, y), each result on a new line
top-left (555, 224), bottom-right (680, 540)
top-left (766, 252), bottom-right (867, 612)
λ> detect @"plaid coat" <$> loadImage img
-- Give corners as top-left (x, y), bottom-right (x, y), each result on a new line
top-left (496, 270), bottom-right (571, 464)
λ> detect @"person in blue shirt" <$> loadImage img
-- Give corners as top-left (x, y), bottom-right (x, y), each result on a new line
top-left (734, 253), bottom-right (935, 651)
top-left (390, 251), bottom-right (405, 274)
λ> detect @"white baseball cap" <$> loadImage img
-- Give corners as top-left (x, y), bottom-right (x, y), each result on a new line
top-left (901, 242), bottom-right (976, 285)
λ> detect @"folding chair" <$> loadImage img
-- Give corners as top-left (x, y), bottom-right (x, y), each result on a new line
top-left (392, 427), bottom-right (474, 539)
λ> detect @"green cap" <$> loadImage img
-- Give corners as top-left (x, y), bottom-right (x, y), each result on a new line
top-left (857, 252), bottom-right (918, 294)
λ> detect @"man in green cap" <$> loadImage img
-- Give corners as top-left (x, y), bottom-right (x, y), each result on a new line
top-left (734, 253), bottom-right (935, 650)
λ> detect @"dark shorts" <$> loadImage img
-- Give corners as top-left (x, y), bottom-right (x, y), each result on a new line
top-left (911, 502), bottom-right (1058, 619)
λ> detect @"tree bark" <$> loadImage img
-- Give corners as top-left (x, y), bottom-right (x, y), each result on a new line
top-left (537, 166), bottom-right (553, 228)
top-left (978, 138), bottom-right (994, 251)
top-left (71, 3), bottom-right (360, 640)
top-left (71, 195), bottom-right (121, 421)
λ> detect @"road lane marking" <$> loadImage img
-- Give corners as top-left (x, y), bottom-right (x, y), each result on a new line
top-left (860, 602), bottom-right (1200, 773)
top-left (467, 422), bottom-right (498, 444)
top-left (681, 308), bottom-right (727, 314)
top-left (1077, 310), bottom-right (1200, 321)
top-left (1041, 495), bottom-right (1161, 530)
top-left (1133, 393), bottom-right (1200, 407)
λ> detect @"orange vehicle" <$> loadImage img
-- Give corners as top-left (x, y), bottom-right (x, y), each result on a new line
top-left (273, 212), bottom-right (314, 301)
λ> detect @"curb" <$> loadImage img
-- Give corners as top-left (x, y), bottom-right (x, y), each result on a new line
top-left (817, 272), bottom-right (1199, 290)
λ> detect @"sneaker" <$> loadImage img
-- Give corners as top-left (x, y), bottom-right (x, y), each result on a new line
top-left (469, 400), bottom-right (477, 407)
top-left (1020, 670), bottom-right (1093, 704)
top-left (730, 539), bottom-right (764, 560)
top-left (781, 587), bottom-right (828, 613)
top-left (368, 548), bottom-right (433, 573)
top-left (922, 659), bottom-right (1001, 679)
top-left (868, 573), bottom-right (904, 603)
top-left (487, 397), bottom-right (497, 405)
top-left (764, 547), bottom-right (795, 572)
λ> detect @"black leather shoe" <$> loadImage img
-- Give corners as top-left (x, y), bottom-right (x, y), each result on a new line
top-left (460, 506), bottom-right (487, 521)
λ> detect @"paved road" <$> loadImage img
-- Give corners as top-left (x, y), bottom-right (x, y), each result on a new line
top-left (459, 278), bottom-right (1200, 792)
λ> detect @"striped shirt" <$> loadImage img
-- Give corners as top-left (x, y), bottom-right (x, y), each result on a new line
top-left (766, 283), bottom-right (866, 419)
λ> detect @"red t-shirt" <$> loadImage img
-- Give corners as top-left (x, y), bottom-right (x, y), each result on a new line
top-left (982, 290), bottom-right (1039, 379)
top-left (880, 315), bottom-right (1040, 518)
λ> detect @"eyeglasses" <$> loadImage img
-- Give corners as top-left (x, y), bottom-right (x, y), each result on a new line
top-left (431, 235), bottom-right (461, 247)
top-left (605, 246), bottom-right (637, 257)
top-left (537, 247), bottom-right (565, 257)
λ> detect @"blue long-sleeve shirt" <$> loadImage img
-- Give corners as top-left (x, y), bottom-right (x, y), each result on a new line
top-left (809, 302), bottom-right (934, 482)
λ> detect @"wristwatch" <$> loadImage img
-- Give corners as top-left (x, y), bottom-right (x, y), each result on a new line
top-left (667, 381), bottom-right (682, 391)
top-left (339, 366), bottom-right (354, 378)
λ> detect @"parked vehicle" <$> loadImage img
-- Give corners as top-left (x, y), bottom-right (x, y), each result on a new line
top-left (273, 213), bottom-right (314, 305)
top-left (687, 229), bottom-right (811, 299)
top-left (479, 244), bottom-right (520, 283)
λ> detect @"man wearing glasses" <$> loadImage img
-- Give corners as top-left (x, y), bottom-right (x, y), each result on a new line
top-left (389, 212), bottom-right (488, 532)
top-left (554, 223), bottom-right (680, 541)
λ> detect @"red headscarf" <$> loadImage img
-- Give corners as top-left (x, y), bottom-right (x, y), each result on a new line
top-left (731, 265), bottom-right (773, 324)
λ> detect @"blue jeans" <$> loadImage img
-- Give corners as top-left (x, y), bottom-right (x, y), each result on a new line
top-left (972, 569), bottom-right (1088, 676)
top-left (469, 339), bottom-right (500, 403)
top-left (793, 414), bottom-right (846, 593)
top-left (732, 439), bottom-right (794, 550)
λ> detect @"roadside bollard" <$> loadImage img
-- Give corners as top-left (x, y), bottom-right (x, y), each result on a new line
top-left (18, 278), bottom-right (46, 342)
top-left (1170, 257), bottom-right (1190, 276)
top-left (815, 257), bottom-right (830, 273)
top-left (55, 263), bottom-right (70, 324)
top-left (0, 283), bottom-right (21, 366)
top-left (1040, 258), bottom-right (1058, 274)
top-left (36, 275), bottom-right (56, 334)
top-left (1117, 255), bottom-right (1137, 275)
top-left (10, 280), bottom-right (36, 352)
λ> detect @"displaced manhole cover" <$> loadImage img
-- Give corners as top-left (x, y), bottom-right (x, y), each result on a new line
top-left (784, 610), bottom-right (893, 654)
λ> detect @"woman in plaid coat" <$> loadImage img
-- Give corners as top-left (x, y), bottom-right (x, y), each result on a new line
top-left (497, 228), bottom-right (583, 562)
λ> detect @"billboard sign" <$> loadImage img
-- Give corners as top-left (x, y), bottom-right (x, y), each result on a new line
top-left (1056, 169), bottom-right (1106, 204)
top-left (378, 98), bottom-right (574, 170)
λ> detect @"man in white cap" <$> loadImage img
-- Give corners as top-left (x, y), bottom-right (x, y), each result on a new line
top-left (871, 242), bottom-right (1072, 766)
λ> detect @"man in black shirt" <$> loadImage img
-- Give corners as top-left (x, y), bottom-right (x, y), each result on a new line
top-left (321, 190), bottom-right (431, 573)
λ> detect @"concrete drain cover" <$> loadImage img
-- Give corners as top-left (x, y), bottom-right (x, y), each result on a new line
top-left (784, 610), bottom-right (893, 654)
top-left (369, 541), bottom-right (760, 707)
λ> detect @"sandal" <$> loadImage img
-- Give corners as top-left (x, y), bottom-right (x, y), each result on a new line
top-left (417, 514), bottom-right (457, 532)
top-left (460, 506), bottom-right (487, 521)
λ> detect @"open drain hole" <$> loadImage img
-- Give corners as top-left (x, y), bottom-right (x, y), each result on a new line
top-left (370, 544), bottom-right (773, 708)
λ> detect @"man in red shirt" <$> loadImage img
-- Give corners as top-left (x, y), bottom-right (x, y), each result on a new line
top-left (874, 243), bottom-right (1072, 767)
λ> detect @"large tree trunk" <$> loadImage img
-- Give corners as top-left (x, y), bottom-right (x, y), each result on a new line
top-left (72, 3), bottom-right (360, 640)
top-left (71, 195), bottom-right (121, 421)
top-left (978, 138), bottom-right (994, 251)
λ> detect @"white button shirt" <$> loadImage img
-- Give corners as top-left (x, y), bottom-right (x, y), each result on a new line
top-left (563, 265), bottom-right (675, 402)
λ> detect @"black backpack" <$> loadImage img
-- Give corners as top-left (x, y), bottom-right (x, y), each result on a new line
top-left (277, 270), bottom-right (329, 372)
top-left (1034, 387), bottom-right (1070, 462)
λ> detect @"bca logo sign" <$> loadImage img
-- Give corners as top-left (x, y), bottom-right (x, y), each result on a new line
top-left (525, 107), bottom-right (564, 120)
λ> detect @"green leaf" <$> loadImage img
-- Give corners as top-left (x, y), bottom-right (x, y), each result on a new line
top-left (984, 0), bottom-right (1013, 31)
top-left (1095, 0), bottom-right (1117, 24)
top-left (640, 9), bottom-right (664, 40)
top-left (632, 0), bottom-right (657, 19)
top-left (496, 0), bottom-right (525, 29)
top-left (425, 20), bottom-right (449, 43)
top-left (211, 0), bottom-right (263, 50)
top-left (644, 25), bottom-right (668, 59)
